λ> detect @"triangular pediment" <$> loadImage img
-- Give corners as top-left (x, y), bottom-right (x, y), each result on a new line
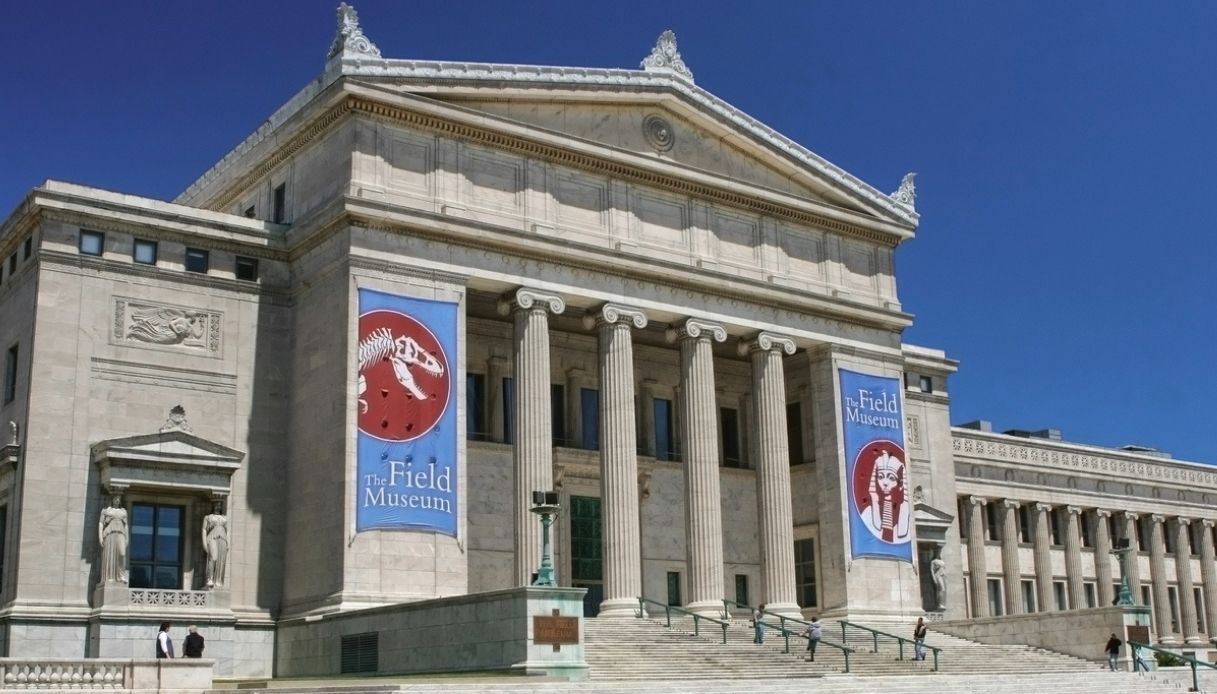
top-left (92, 430), bottom-right (244, 495)
top-left (914, 501), bottom-right (956, 544)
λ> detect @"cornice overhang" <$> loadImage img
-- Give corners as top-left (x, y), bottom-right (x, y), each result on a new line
top-left (91, 430), bottom-right (245, 496)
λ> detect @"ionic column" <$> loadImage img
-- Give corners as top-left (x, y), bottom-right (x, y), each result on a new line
top-left (1001, 500), bottom-right (1023, 615)
top-left (1033, 503), bottom-right (1054, 611)
top-left (966, 496), bottom-right (989, 618)
top-left (1094, 510), bottom-right (1115, 608)
top-left (668, 318), bottom-right (727, 616)
top-left (585, 304), bottom-right (647, 617)
top-left (1199, 520), bottom-right (1217, 641)
top-left (1149, 515), bottom-right (1175, 642)
top-left (499, 288), bottom-right (564, 586)
top-left (1175, 519), bottom-right (1202, 643)
top-left (1064, 506), bottom-right (1085, 610)
top-left (1123, 513), bottom-right (1144, 604)
top-left (740, 332), bottom-right (798, 616)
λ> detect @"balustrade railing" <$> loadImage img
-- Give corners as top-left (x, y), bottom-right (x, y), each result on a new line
top-left (129, 588), bottom-right (210, 607)
top-left (0, 660), bottom-right (131, 689)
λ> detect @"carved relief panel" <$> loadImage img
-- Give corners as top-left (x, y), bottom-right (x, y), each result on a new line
top-left (112, 298), bottom-right (222, 356)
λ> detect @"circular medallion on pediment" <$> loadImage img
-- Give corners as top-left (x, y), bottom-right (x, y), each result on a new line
top-left (643, 114), bottom-right (675, 152)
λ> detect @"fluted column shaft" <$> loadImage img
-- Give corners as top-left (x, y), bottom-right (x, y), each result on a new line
top-left (501, 289), bottom-right (564, 586)
top-left (743, 333), bottom-right (798, 615)
top-left (1000, 500), bottom-right (1023, 615)
top-left (1094, 510), bottom-right (1115, 608)
top-left (966, 496), bottom-right (989, 618)
top-left (1064, 506), bottom-right (1085, 610)
top-left (671, 319), bottom-right (727, 615)
top-left (590, 305), bottom-right (647, 617)
top-left (1199, 520), bottom-right (1217, 640)
top-left (1123, 513), bottom-right (1144, 604)
top-left (1033, 503), bottom-right (1054, 612)
top-left (1175, 519), bottom-right (1201, 643)
top-left (1149, 515), bottom-right (1174, 642)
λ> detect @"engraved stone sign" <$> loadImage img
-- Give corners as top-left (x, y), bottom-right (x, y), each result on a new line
top-left (1126, 625), bottom-right (1150, 645)
top-left (533, 609), bottom-right (579, 651)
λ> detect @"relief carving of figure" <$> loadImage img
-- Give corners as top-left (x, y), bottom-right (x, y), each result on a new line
top-left (931, 553), bottom-right (947, 610)
top-left (202, 501), bottom-right (229, 589)
top-left (98, 495), bottom-right (129, 584)
top-left (126, 307), bottom-right (207, 345)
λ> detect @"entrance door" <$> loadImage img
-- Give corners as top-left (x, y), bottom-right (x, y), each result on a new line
top-left (570, 496), bottom-right (603, 616)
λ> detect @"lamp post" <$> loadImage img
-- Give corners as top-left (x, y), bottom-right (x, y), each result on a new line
top-left (1112, 538), bottom-right (1135, 606)
top-left (530, 490), bottom-right (560, 587)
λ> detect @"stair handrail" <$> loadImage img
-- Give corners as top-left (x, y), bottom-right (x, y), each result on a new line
top-left (837, 619), bottom-right (942, 672)
top-left (638, 597), bottom-right (729, 644)
top-left (719, 601), bottom-right (855, 673)
top-left (1129, 640), bottom-right (1217, 692)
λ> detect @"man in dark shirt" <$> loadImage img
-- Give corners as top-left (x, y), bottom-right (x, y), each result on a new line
top-left (1105, 633), bottom-right (1122, 671)
top-left (183, 625), bottom-right (205, 658)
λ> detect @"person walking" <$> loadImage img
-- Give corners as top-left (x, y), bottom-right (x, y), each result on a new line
top-left (183, 625), bottom-right (205, 658)
top-left (1134, 645), bottom-right (1151, 673)
top-left (155, 623), bottom-right (175, 659)
top-left (1104, 633), bottom-right (1122, 671)
top-left (913, 616), bottom-right (928, 661)
top-left (752, 603), bottom-right (766, 644)
top-left (804, 616), bottom-right (822, 661)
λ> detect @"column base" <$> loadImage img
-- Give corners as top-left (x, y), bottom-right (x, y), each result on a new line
top-left (685, 599), bottom-right (728, 619)
top-left (598, 598), bottom-right (643, 618)
top-left (763, 602), bottom-right (803, 619)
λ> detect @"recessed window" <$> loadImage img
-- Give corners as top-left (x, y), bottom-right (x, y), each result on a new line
top-left (129, 503), bottom-right (184, 589)
top-left (3, 344), bottom-right (17, 405)
top-left (720, 407), bottom-right (741, 468)
top-left (184, 248), bottom-right (209, 274)
top-left (272, 183), bottom-right (287, 223)
top-left (919, 375), bottom-right (933, 393)
top-left (580, 388), bottom-right (599, 451)
top-left (551, 383), bottom-right (566, 447)
top-left (6, 255), bottom-right (14, 275)
top-left (235, 255), bottom-right (259, 281)
top-left (466, 373), bottom-right (487, 441)
top-left (794, 538), bottom-right (818, 608)
top-left (21, 237), bottom-right (31, 260)
top-left (787, 402), bottom-right (804, 466)
top-left (133, 239), bottom-right (158, 265)
top-left (79, 230), bottom-right (104, 256)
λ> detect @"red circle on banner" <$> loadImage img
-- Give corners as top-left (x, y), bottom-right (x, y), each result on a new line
top-left (357, 310), bottom-right (450, 442)
top-left (851, 440), bottom-right (908, 542)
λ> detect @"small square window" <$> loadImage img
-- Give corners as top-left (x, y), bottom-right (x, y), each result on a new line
top-left (184, 248), bottom-right (209, 274)
top-left (133, 239), bottom-right (158, 265)
top-left (919, 375), bottom-right (933, 393)
top-left (272, 183), bottom-right (286, 223)
top-left (235, 256), bottom-right (259, 281)
top-left (79, 230), bottom-right (104, 256)
top-left (22, 237), bottom-right (32, 260)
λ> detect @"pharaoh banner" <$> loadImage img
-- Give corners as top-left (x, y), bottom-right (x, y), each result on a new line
top-left (355, 289), bottom-right (457, 535)
top-left (839, 369), bottom-right (912, 561)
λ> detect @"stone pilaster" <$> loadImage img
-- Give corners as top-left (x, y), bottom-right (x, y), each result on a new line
top-left (740, 332), bottom-right (798, 616)
top-left (667, 318), bottom-right (727, 616)
top-left (1200, 520), bottom-right (1217, 641)
top-left (966, 496), bottom-right (989, 618)
top-left (1148, 515), bottom-right (1175, 642)
top-left (585, 304), bottom-right (647, 617)
top-left (1000, 500), bottom-right (1023, 615)
top-left (1123, 513), bottom-right (1144, 605)
top-left (1094, 510), bottom-right (1115, 608)
top-left (1064, 506), bottom-right (1085, 610)
top-left (1033, 503), bottom-right (1054, 612)
top-left (1175, 519), bottom-right (1201, 643)
top-left (499, 288), bottom-right (564, 586)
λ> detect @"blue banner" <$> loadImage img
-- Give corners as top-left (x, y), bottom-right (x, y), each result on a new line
top-left (839, 369), bottom-right (912, 561)
top-left (356, 289), bottom-right (458, 535)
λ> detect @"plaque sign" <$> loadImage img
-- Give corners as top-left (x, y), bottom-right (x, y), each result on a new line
top-left (1126, 625), bottom-right (1150, 645)
top-left (533, 609), bottom-right (579, 652)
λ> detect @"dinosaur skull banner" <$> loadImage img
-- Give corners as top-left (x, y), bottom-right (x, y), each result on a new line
top-left (355, 289), bottom-right (457, 535)
top-left (839, 369), bottom-right (912, 562)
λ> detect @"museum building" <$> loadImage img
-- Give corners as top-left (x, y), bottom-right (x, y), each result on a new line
top-left (0, 4), bottom-right (1213, 677)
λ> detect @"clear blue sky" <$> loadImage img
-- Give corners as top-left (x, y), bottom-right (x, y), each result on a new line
top-left (4, 2), bottom-right (1215, 463)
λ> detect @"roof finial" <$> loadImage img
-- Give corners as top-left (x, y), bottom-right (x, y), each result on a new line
top-left (640, 30), bottom-right (694, 82)
top-left (890, 172), bottom-right (917, 210)
top-left (327, 3), bottom-right (382, 61)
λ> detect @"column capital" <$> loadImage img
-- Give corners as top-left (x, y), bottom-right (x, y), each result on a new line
top-left (1034, 502), bottom-right (1053, 513)
top-left (737, 331), bottom-right (796, 357)
top-left (497, 287), bottom-right (565, 316)
top-left (666, 318), bottom-right (727, 344)
top-left (1002, 499), bottom-right (1022, 510)
top-left (582, 303), bottom-right (648, 331)
top-left (1095, 509), bottom-right (1112, 519)
top-left (968, 495), bottom-right (988, 507)
top-left (1177, 517), bottom-right (1192, 527)
top-left (1066, 506), bottom-right (1082, 516)
top-left (1150, 514), bottom-right (1166, 524)
top-left (1203, 519), bottom-right (1216, 529)
top-left (1124, 511), bottom-right (1140, 521)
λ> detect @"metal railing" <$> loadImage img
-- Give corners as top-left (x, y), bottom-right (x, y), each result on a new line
top-left (838, 620), bottom-right (942, 671)
top-left (721, 600), bottom-right (856, 673)
top-left (638, 597), bottom-right (729, 644)
top-left (1129, 641), bottom-right (1217, 692)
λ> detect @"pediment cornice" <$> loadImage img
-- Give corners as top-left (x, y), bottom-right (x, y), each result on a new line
top-left (91, 430), bottom-right (244, 496)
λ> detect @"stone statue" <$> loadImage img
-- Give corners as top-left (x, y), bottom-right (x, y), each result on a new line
top-left (98, 495), bottom-right (129, 584)
top-left (202, 501), bottom-right (229, 589)
top-left (931, 554), bottom-right (947, 610)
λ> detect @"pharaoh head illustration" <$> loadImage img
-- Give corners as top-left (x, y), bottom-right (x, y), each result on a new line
top-left (852, 441), bottom-right (911, 544)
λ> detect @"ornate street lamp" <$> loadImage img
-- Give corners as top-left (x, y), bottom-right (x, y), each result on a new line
top-left (530, 490), bottom-right (560, 587)
top-left (1111, 538), bottom-right (1135, 606)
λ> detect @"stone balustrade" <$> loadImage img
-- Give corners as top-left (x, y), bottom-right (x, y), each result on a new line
top-left (0, 658), bottom-right (212, 691)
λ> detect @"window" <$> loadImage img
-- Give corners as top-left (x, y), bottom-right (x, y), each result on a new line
top-left (502, 377), bottom-right (515, 445)
top-left (1196, 587), bottom-right (1206, 633)
top-left (786, 402), bottom-right (804, 466)
top-left (654, 398), bottom-right (675, 461)
top-left (957, 498), bottom-right (968, 539)
top-left (1141, 584), bottom-right (1151, 608)
top-left (987, 578), bottom-right (1004, 616)
top-left (1021, 579), bottom-right (1037, 613)
top-left (79, 230), bottom-right (104, 256)
top-left (129, 503), bottom-right (184, 589)
top-left (1053, 581), bottom-right (1067, 610)
top-left (1164, 524), bottom-right (1174, 554)
top-left (6, 255), bottom-right (14, 275)
top-left (666, 571), bottom-right (682, 606)
top-left (1168, 586), bottom-right (1180, 633)
top-left (466, 373), bottom-right (487, 441)
top-left (3, 344), bottom-right (17, 405)
top-left (1084, 582), bottom-right (1097, 608)
top-left (235, 256), bottom-right (259, 281)
top-left (22, 236), bottom-right (31, 260)
top-left (794, 538), bottom-right (818, 608)
top-left (985, 502), bottom-right (1000, 541)
top-left (735, 574), bottom-right (749, 607)
top-left (569, 496), bottom-right (601, 581)
top-left (1080, 512), bottom-right (1092, 548)
top-left (580, 388), bottom-right (599, 451)
top-left (272, 183), bottom-right (287, 223)
top-left (919, 375), bottom-right (932, 393)
top-left (551, 384), bottom-right (566, 447)
top-left (1050, 510), bottom-right (1064, 546)
top-left (184, 248), bottom-right (209, 274)
top-left (720, 407), bottom-right (741, 468)
top-left (133, 239), bottom-right (158, 265)
top-left (1018, 506), bottom-right (1031, 543)
top-left (1136, 517), bottom-right (1149, 550)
